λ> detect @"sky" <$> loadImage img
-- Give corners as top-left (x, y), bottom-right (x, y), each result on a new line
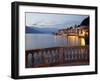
top-left (25, 12), bottom-right (88, 29)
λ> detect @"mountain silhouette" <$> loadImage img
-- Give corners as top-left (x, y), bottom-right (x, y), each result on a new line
top-left (80, 17), bottom-right (89, 26)
top-left (26, 26), bottom-right (43, 33)
top-left (26, 26), bottom-right (58, 34)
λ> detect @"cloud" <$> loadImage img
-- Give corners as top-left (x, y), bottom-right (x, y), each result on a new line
top-left (32, 20), bottom-right (55, 26)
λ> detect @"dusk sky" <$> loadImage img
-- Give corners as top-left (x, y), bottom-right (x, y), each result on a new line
top-left (25, 12), bottom-right (88, 29)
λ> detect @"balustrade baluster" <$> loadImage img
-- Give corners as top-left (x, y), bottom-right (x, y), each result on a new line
top-left (48, 50), bottom-right (51, 64)
top-left (83, 48), bottom-right (86, 60)
top-left (49, 49), bottom-right (52, 64)
top-left (38, 51), bottom-right (42, 64)
top-left (41, 50), bottom-right (44, 65)
top-left (62, 48), bottom-right (65, 63)
top-left (54, 49), bottom-right (56, 63)
top-left (78, 48), bottom-right (80, 60)
top-left (58, 48), bottom-right (61, 64)
top-left (81, 47), bottom-right (84, 60)
top-left (73, 49), bottom-right (75, 61)
top-left (71, 48), bottom-right (74, 61)
top-left (32, 51), bottom-right (34, 67)
top-left (45, 50), bottom-right (48, 64)
top-left (27, 53), bottom-right (32, 67)
top-left (64, 48), bottom-right (67, 61)
top-left (76, 48), bottom-right (78, 61)
top-left (55, 49), bottom-right (58, 63)
top-left (35, 51), bottom-right (39, 66)
top-left (66, 48), bottom-right (69, 62)
top-left (75, 48), bottom-right (78, 61)
top-left (69, 48), bottom-right (71, 62)
top-left (79, 48), bottom-right (82, 61)
top-left (84, 48), bottom-right (86, 60)
top-left (72, 48), bottom-right (74, 61)
top-left (74, 48), bottom-right (77, 61)
top-left (69, 48), bottom-right (71, 61)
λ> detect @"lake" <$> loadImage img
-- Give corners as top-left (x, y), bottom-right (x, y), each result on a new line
top-left (25, 34), bottom-right (85, 50)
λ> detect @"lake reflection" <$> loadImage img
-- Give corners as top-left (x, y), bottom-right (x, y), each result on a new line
top-left (25, 34), bottom-right (85, 50)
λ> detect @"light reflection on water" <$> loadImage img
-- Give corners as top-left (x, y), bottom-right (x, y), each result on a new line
top-left (25, 34), bottom-right (85, 50)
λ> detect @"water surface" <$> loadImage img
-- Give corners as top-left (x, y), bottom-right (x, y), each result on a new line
top-left (25, 34), bottom-right (85, 50)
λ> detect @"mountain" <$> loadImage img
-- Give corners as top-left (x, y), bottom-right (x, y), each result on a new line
top-left (80, 17), bottom-right (89, 26)
top-left (26, 26), bottom-right (44, 33)
top-left (26, 26), bottom-right (58, 34)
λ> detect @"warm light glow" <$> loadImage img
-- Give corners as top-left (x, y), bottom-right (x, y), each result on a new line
top-left (67, 36), bottom-right (79, 46)
top-left (80, 38), bottom-right (85, 46)
top-left (68, 36), bottom-right (75, 40)
top-left (68, 36), bottom-right (78, 41)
